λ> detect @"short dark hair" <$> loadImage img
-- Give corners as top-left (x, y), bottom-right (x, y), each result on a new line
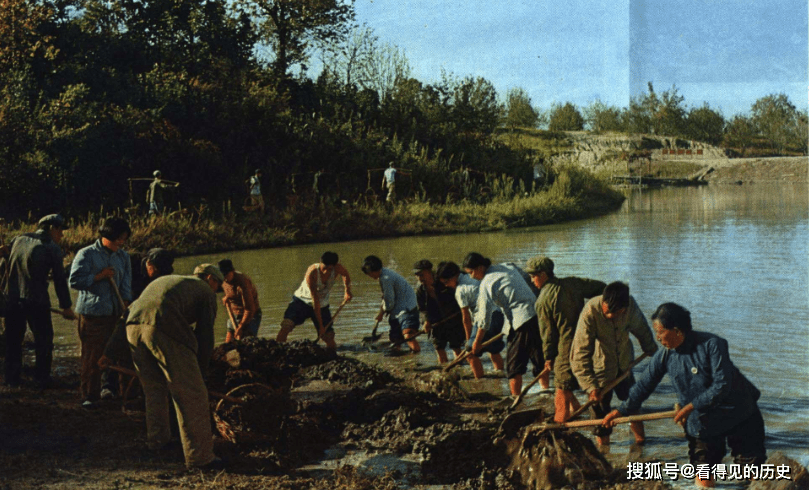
top-left (361, 255), bottom-right (383, 274)
top-left (602, 281), bottom-right (630, 313)
top-left (321, 251), bottom-right (339, 266)
top-left (436, 261), bottom-right (461, 280)
top-left (651, 302), bottom-right (693, 334)
top-left (99, 217), bottom-right (131, 241)
top-left (462, 252), bottom-right (491, 270)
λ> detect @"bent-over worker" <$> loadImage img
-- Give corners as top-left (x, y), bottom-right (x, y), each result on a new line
top-left (125, 264), bottom-right (224, 469)
top-left (603, 302), bottom-right (766, 488)
top-left (219, 259), bottom-right (262, 343)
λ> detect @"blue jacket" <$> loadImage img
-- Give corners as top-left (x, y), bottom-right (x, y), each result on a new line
top-left (69, 240), bottom-right (133, 316)
top-left (618, 330), bottom-right (760, 439)
top-left (379, 267), bottom-right (418, 319)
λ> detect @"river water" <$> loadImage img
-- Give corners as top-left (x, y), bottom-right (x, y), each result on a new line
top-left (52, 182), bottom-right (809, 478)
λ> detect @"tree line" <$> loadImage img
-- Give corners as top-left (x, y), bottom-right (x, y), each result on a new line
top-left (1, 0), bottom-right (805, 220)
top-left (505, 83), bottom-right (808, 155)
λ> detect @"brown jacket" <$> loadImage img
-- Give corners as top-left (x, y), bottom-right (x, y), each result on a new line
top-left (570, 295), bottom-right (657, 393)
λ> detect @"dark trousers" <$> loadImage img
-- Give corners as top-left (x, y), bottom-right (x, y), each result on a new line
top-left (3, 300), bottom-right (54, 385)
top-left (591, 375), bottom-right (634, 437)
top-left (687, 407), bottom-right (767, 466)
top-left (505, 316), bottom-right (544, 379)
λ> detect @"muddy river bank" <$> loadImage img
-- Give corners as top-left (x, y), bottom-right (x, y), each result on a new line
top-left (2, 339), bottom-right (807, 490)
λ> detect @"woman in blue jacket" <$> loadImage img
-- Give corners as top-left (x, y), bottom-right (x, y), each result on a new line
top-left (603, 302), bottom-right (766, 488)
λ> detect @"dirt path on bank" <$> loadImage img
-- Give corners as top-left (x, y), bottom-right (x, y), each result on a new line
top-left (699, 156), bottom-right (808, 183)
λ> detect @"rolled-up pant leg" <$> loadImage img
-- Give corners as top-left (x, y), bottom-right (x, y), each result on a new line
top-left (128, 324), bottom-right (215, 467)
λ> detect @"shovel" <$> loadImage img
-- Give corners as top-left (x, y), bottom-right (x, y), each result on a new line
top-left (105, 364), bottom-right (244, 404)
top-left (362, 319), bottom-right (383, 343)
top-left (540, 404), bottom-right (680, 431)
top-left (108, 276), bottom-right (127, 315)
top-left (507, 365), bottom-right (552, 412)
top-left (443, 332), bottom-right (505, 372)
top-left (499, 353), bottom-right (651, 434)
top-left (566, 352), bottom-right (651, 421)
top-left (314, 299), bottom-right (348, 343)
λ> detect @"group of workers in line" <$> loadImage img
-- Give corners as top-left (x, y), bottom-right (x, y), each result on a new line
top-left (1, 213), bottom-right (766, 484)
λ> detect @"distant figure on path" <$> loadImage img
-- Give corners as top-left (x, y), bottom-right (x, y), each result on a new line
top-left (147, 170), bottom-right (179, 216)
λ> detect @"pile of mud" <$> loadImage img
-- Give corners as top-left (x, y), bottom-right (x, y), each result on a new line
top-left (209, 337), bottom-right (338, 393)
top-left (204, 339), bottom-right (644, 490)
top-left (299, 357), bottom-right (396, 390)
top-left (497, 426), bottom-right (613, 490)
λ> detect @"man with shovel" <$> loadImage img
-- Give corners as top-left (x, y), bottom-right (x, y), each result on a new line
top-left (603, 302), bottom-right (766, 488)
top-left (436, 261), bottom-right (505, 378)
top-left (571, 281), bottom-right (658, 446)
top-left (69, 217), bottom-right (133, 407)
top-left (463, 252), bottom-right (544, 396)
top-left (2, 214), bottom-right (75, 389)
top-left (218, 259), bottom-right (262, 343)
top-left (278, 251), bottom-right (352, 351)
top-left (525, 256), bottom-right (605, 423)
top-left (124, 264), bottom-right (224, 470)
top-left (362, 255), bottom-right (420, 355)
top-left (413, 260), bottom-right (465, 364)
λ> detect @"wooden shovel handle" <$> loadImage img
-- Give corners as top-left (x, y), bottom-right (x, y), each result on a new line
top-left (543, 409), bottom-right (677, 430)
top-left (567, 352), bottom-right (651, 421)
top-left (509, 365), bottom-right (552, 411)
top-left (443, 332), bottom-right (505, 372)
top-left (108, 277), bottom-right (127, 315)
top-left (315, 300), bottom-right (348, 342)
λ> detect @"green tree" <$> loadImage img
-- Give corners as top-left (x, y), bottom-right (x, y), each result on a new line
top-left (548, 102), bottom-right (584, 131)
top-left (450, 76), bottom-right (502, 134)
top-left (722, 115), bottom-right (755, 155)
top-left (504, 87), bottom-right (538, 129)
top-left (583, 99), bottom-right (623, 133)
top-left (685, 104), bottom-right (724, 145)
top-left (750, 93), bottom-right (803, 152)
top-left (240, 0), bottom-right (354, 77)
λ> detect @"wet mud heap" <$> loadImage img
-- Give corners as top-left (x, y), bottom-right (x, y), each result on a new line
top-left (497, 426), bottom-right (613, 490)
top-left (204, 338), bottom-right (648, 489)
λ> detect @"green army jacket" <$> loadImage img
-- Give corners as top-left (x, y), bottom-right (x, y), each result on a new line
top-left (535, 276), bottom-right (605, 390)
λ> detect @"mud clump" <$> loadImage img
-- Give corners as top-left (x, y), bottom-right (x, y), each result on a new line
top-left (209, 338), bottom-right (337, 394)
top-left (408, 370), bottom-right (469, 401)
top-left (497, 426), bottom-right (613, 490)
top-left (299, 357), bottom-right (396, 390)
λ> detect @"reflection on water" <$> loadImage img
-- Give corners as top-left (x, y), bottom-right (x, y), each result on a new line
top-left (50, 183), bottom-right (809, 470)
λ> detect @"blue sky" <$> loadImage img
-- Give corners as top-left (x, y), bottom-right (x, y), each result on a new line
top-left (351, 0), bottom-right (807, 117)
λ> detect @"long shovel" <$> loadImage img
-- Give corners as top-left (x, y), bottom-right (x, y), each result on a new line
top-left (108, 276), bottom-right (127, 314)
top-left (540, 404), bottom-right (680, 431)
top-left (443, 332), bottom-right (505, 372)
top-left (508, 365), bottom-right (552, 412)
top-left (567, 352), bottom-right (651, 421)
top-left (105, 364), bottom-right (244, 404)
top-left (314, 299), bottom-right (348, 343)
